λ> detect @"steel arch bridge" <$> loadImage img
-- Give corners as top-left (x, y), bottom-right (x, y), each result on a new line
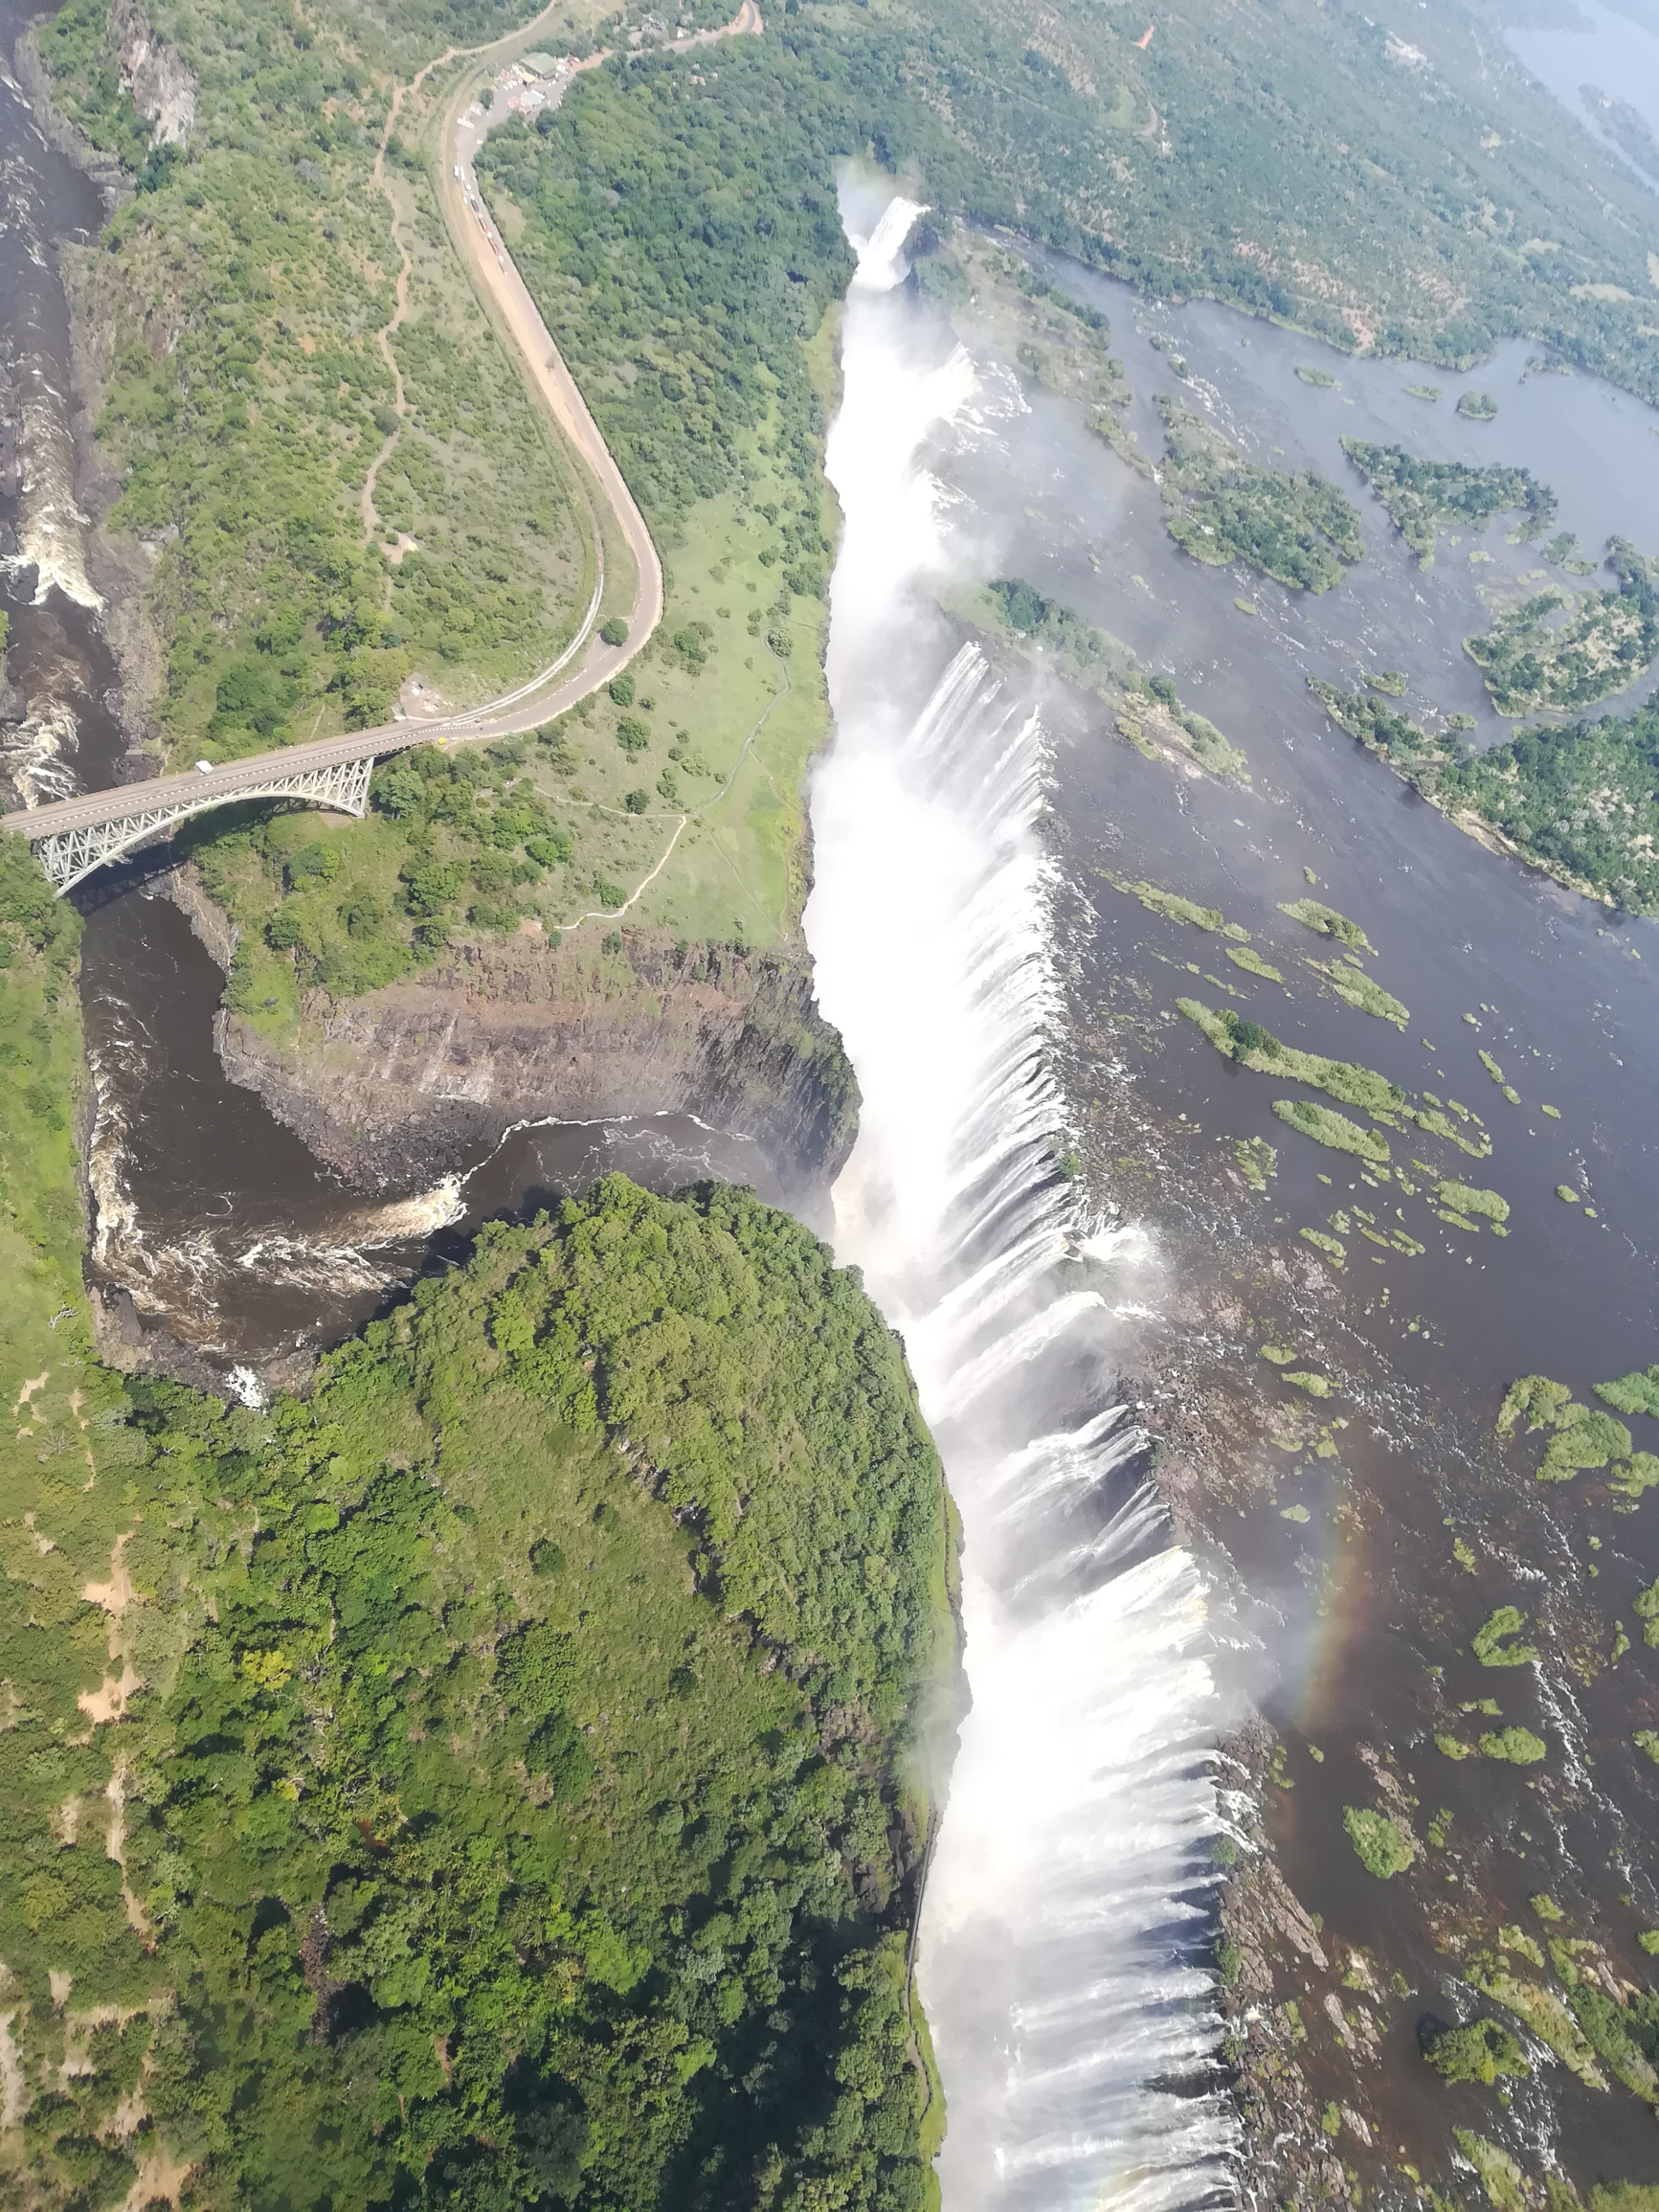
top-left (0, 578), bottom-right (610, 895)
top-left (24, 756), bottom-right (375, 895)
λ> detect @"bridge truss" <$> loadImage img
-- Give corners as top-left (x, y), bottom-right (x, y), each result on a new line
top-left (30, 755), bottom-right (374, 895)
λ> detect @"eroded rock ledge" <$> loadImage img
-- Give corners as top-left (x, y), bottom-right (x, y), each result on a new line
top-left (214, 926), bottom-right (861, 1207)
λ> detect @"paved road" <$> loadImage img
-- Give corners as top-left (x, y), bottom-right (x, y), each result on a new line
top-left (1, 1), bottom-right (708, 846)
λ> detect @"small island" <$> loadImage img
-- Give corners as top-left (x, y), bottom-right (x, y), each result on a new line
top-left (1342, 440), bottom-right (1556, 565)
top-left (1464, 539), bottom-right (1659, 715)
top-left (1155, 397), bottom-right (1363, 593)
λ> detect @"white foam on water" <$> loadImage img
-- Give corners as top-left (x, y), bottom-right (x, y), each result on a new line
top-left (13, 357), bottom-right (101, 610)
top-left (0, 694), bottom-right (79, 807)
top-left (804, 187), bottom-right (1237, 2211)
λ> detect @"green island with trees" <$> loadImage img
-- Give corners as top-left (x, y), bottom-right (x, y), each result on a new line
top-left (956, 576), bottom-right (1248, 780)
top-left (1309, 677), bottom-right (1659, 917)
top-left (1155, 397), bottom-right (1363, 594)
top-left (0, 830), bottom-right (957, 2208)
top-left (1340, 440), bottom-right (1557, 566)
top-left (1464, 542), bottom-right (1659, 717)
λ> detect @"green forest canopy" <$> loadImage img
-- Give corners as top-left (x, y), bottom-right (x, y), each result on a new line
top-left (0, 850), bottom-right (957, 2210)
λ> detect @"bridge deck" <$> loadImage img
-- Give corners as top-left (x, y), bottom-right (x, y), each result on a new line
top-left (2, 0), bottom-right (671, 860)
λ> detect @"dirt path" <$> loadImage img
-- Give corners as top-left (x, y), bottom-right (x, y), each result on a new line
top-left (359, 85), bottom-right (417, 547)
top-left (8, 2), bottom-right (770, 942)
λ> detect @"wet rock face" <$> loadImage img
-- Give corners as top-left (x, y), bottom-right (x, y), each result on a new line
top-left (214, 930), bottom-right (861, 1207)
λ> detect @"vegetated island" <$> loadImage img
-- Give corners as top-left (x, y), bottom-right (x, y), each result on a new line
top-left (1309, 679), bottom-right (1659, 915)
top-left (918, 231), bottom-right (1139, 461)
top-left (1176, 998), bottom-right (1492, 1161)
top-left (1155, 396), bottom-right (1363, 594)
top-left (1464, 540), bottom-right (1659, 716)
top-left (1104, 873), bottom-right (1410, 1023)
top-left (1341, 440), bottom-right (1557, 566)
top-left (0, 831), bottom-right (959, 2208)
top-left (956, 576), bottom-right (1249, 780)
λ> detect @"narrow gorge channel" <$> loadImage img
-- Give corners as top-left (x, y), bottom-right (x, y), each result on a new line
top-left (806, 188), bottom-right (1235, 2210)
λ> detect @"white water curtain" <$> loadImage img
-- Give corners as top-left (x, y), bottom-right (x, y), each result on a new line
top-left (804, 183), bottom-right (1238, 2211)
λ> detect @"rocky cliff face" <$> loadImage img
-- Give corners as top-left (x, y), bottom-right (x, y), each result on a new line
top-left (108, 0), bottom-right (195, 147)
top-left (215, 927), bottom-right (861, 1207)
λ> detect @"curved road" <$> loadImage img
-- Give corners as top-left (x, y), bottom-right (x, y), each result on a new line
top-left (1, 8), bottom-right (758, 854)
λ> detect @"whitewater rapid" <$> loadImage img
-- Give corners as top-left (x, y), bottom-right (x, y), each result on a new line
top-left (804, 187), bottom-right (1238, 2207)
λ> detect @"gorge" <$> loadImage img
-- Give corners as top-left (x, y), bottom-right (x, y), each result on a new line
top-left (10, 0), bottom-right (1659, 2204)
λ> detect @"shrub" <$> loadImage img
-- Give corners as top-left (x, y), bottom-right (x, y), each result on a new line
top-left (1539, 1409), bottom-right (1631, 1479)
top-left (1472, 1607), bottom-right (1539, 1667)
top-left (617, 716), bottom-right (650, 753)
top-left (600, 616), bottom-right (628, 646)
top-left (623, 789), bottom-right (649, 814)
top-left (1597, 1367), bottom-right (1659, 1419)
top-left (1480, 1727), bottom-right (1547, 1764)
top-left (1423, 2018), bottom-right (1529, 2085)
top-left (608, 672), bottom-right (635, 706)
top-left (401, 859), bottom-right (464, 916)
top-left (285, 841), bottom-right (339, 888)
top-left (1343, 1805), bottom-right (1415, 1879)
top-left (1230, 1018), bottom-right (1273, 1060)
top-left (265, 907), bottom-right (307, 952)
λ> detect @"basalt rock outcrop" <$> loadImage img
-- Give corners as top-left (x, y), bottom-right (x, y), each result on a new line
top-left (216, 928), bottom-right (861, 1207)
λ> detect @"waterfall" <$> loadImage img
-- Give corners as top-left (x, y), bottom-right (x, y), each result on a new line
top-left (804, 191), bottom-right (1239, 2209)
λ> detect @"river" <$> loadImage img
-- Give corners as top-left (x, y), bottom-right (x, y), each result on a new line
top-left (805, 197), bottom-right (1659, 2198)
top-left (11, 2), bottom-right (1659, 2198)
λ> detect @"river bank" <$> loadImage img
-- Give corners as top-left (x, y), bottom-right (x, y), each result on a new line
top-left (0, 0), bottom-right (864, 1390)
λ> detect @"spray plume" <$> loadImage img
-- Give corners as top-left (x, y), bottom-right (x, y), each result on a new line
top-left (805, 186), bottom-right (1239, 2209)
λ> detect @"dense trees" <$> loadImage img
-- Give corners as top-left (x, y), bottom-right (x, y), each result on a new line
top-left (1341, 441), bottom-right (1557, 566)
top-left (1156, 398), bottom-right (1362, 592)
top-left (40, 0), bottom-right (587, 765)
top-left (0, 1151), bottom-right (956, 2206)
